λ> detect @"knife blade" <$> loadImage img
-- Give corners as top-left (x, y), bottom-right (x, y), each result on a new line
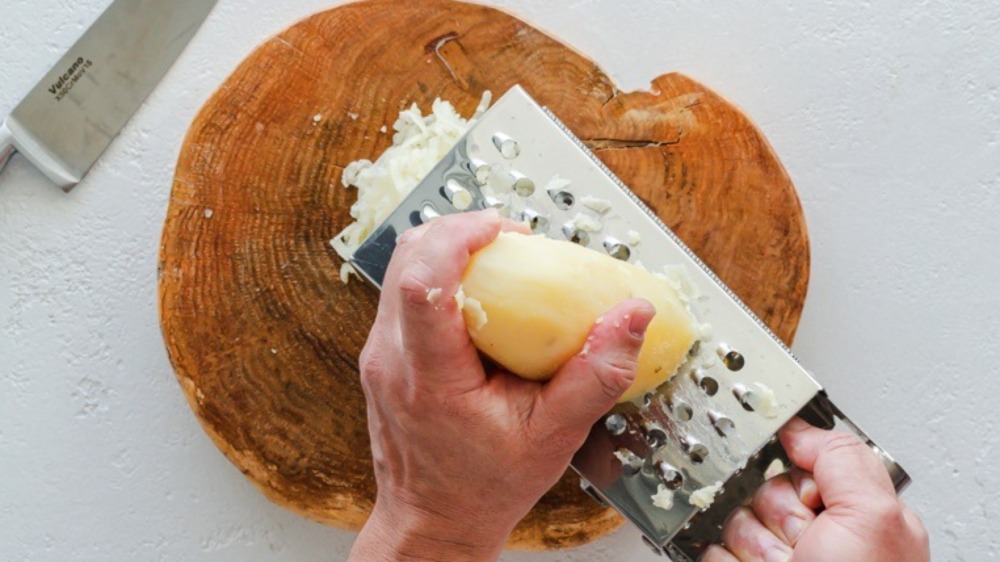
top-left (0, 0), bottom-right (218, 191)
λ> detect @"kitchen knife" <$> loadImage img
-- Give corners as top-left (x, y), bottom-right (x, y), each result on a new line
top-left (0, 0), bottom-right (218, 191)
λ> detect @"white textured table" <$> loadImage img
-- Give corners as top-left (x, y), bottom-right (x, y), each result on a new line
top-left (1, 1), bottom-right (997, 560)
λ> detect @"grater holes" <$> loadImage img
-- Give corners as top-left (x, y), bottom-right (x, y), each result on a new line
top-left (549, 189), bottom-right (575, 210)
top-left (718, 343), bottom-right (745, 371)
top-left (672, 398), bottom-right (694, 422)
top-left (492, 133), bottom-right (520, 159)
top-left (563, 226), bottom-right (591, 246)
top-left (656, 461), bottom-right (684, 490)
top-left (690, 447), bottom-right (708, 464)
top-left (681, 436), bottom-right (709, 464)
top-left (443, 179), bottom-right (473, 210)
top-left (512, 174), bottom-right (535, 197)
top-left (604, 413), bottom-right (627, 436)
top-left (604, 239), bottom-right (631, 261)
top-left (615, 448), bottom-right (643, 477)
top-left (708, 411), bottom-right (735, 437)
top-left (643, 423), bottom-right (668, 450)
top-left (690, 368), bottom-right (719, 396)
top-left (419, 203), bottom-right (440, 223)
top-left (520, 209), bottom-right (549, 233)
top-left (471, 161), bottom-right (492, 185)
top-left (732, 384), bottom-right (756, 412)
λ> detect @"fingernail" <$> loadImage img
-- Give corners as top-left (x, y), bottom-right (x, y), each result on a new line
top-left (628, 307), bottom-right (655, 337)
top-left (797, 474), bottom-right (818, 505)
top-left (764, 546), bottom-right (791, 562)
top-left (782, 514), bottom-right (808, 544)
top-left (764, 547), bottom-right (792, 562)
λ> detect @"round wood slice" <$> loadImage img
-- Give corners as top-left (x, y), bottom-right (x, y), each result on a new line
top-left (159, 0), bottom-right (810, 550)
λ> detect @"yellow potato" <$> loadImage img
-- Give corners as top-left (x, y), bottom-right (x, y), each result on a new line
top-left (461, 232), bottom-right (698, 402)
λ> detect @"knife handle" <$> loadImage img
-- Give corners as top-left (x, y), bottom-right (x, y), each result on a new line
top-left (0, 121), bottom-right (15, 173)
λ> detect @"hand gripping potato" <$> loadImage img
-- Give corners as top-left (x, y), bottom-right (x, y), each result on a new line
top-left (461, 232), bottom-right (698, 402)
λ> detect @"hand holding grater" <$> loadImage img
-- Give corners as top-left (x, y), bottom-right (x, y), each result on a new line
top-left (332, 86), bottom-right (910, 560)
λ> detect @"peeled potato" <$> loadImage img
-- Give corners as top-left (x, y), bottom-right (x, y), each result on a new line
top-left (461, 232), bottom-right (699, 402)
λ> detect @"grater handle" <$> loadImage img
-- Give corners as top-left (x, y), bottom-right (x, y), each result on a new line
top-left (0, 121), bottom-right (16, 174)
top-left (798, 391), bottom-right (911, 493)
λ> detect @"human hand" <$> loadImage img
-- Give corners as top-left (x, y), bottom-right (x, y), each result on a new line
top-left (348, 209), bottom-right (656, 561)
top-left (703, 418), bottom-right (929, 562)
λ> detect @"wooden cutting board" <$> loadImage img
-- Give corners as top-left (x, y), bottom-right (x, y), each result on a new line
top-left (158, 0), bottom-right (810, 550)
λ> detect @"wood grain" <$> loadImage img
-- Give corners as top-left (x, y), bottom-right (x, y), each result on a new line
top-left (158, 0), bottom-right (810, 550)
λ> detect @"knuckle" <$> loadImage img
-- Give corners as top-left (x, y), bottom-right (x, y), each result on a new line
top-left (358, 339), bottom-right (376, 369)
top-left (536, 426), bottom-right (584, 455)
top-left (872, 497), bottom-right (903, 521)
top-left (590, 356), bottom-right (637, 399)
top-left (426, 215), bottom-right (457, 238)
top-left (595, 369), bottom-right (631, 400)
top-left (358, 340), bottom-right (387, 392)
top-left (396, 269), bottom-right (433, 306)
top-left (396, 223), bottom-right (429, 246)
top-left (823, 431), bottom-right (867, 457)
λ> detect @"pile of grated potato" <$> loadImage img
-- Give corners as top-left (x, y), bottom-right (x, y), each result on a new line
top-left (332, 92), bottom-right (492, 283)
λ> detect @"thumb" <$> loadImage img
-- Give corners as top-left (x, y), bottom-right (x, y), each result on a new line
top-left (534, 299), bottom-right (655, 435)
top-left (779, 418), bottom-right (896, 512)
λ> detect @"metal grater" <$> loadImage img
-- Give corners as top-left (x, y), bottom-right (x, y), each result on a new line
top-left (332, 86), bottom-right (910, 560)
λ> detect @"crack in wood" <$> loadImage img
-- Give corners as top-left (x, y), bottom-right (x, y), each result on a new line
top-left (584, 138), bottom-right (682, 150)
top-left (426, 31), bottom-right (471, 89)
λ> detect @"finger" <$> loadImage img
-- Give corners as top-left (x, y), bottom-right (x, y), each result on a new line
top-left (384, 208), bottom-right (501, 295)
top-left (700, 545), bottom-right (740, 562)
top-left (902, 503), bottom-right (931, 555)
top-left (750, 474), bottom-right (816, 546)
top-left (721, 507), bottom-right (793, 562)
top-left (779, 418), bottom-right (896, 512)
top-left (501, 218), bottom-right (531, 234)
top-left (534, 299), bottom-right (655, 433)
top-left (788, 467), bottom-right (822, 510)
top-left (390, 215), bottom-right (524, 272)
top-left (386, 209), bottom-right (503, 388)
top-left (394, 220), bottom-right (432, 247)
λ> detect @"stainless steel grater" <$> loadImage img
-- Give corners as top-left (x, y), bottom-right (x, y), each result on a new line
top-left (332, 86), bottom-right (910, 560)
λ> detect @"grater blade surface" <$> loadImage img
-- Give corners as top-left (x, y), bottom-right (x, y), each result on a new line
top-left (334, 86), bottom-right (909, 560)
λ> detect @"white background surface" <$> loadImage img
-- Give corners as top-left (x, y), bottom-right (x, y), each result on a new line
top-left (2, 0), bottom-right (998, 560)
